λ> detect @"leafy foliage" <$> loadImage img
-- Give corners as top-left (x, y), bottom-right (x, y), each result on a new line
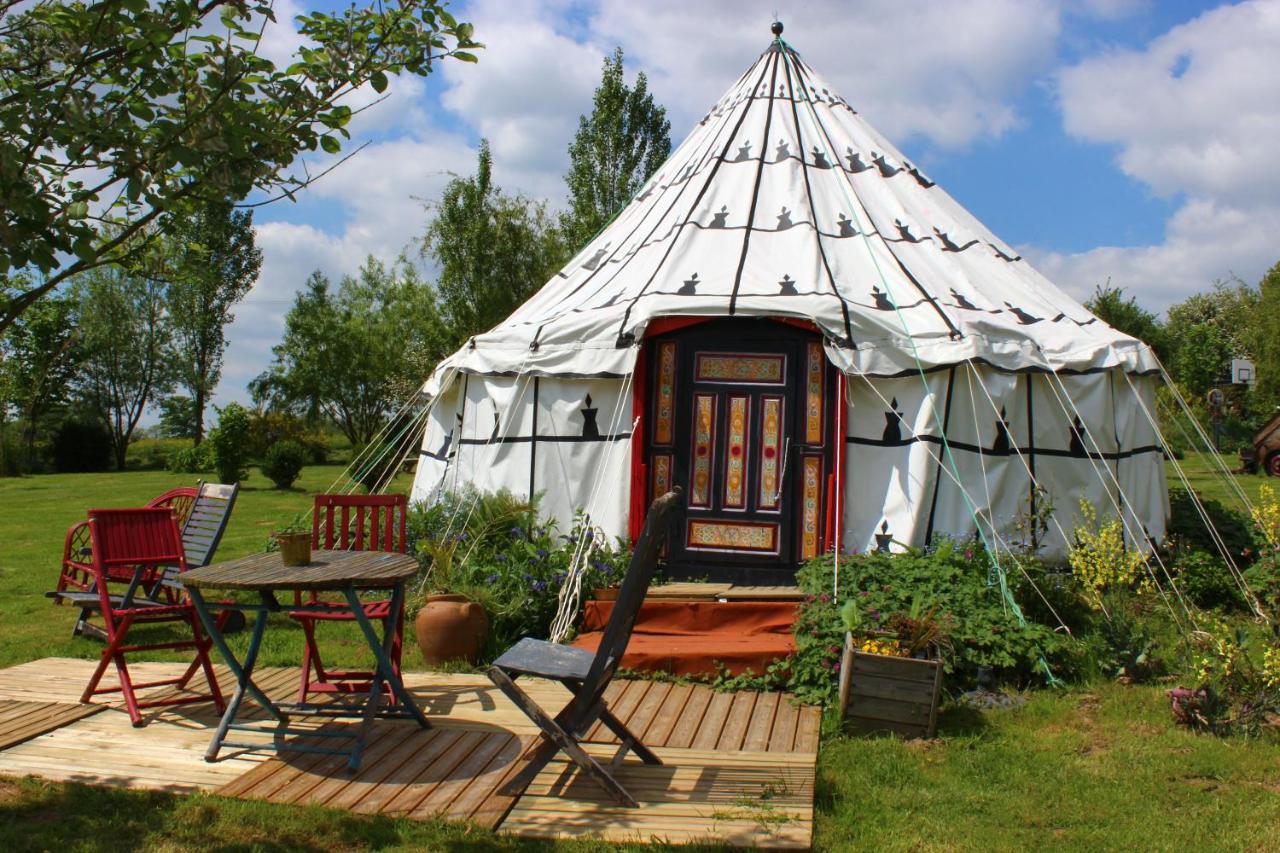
top-left (788, 543), bottom-right (1075, 705)
top-left (1084, 282), bottom-right (1168, 359)
top-left (1068, 499), bottom-right (1149, 608)
top-left (422, 141), bottom-right (569, 347)
top-left (1171, 549), bottom-right (1245, 611)
top-left (252, 258), bottom-right (446, 445)
top-left (206, 402), bottom-right (251, 484)
top-left (261, 440), bottom-right (308, 489)
top-left (162, 202), bottom-right (262, 442)
top-left (49, 418), bottom-right (112, 473)
top-left (562, 48), bottom-right (671, 250)
top-left (71, 259), bottom-right (171, 469)
top-left (165, 442), bottom-right (213, 474)
top-left (406, 490), bottom-right (630, 662)
top-left (1166, 488), bottom-right (1259, 566)
top-left (0, 0), bottom-right (481, 331)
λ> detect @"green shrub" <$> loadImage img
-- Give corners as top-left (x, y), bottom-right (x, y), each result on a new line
top-left (789, 541), bottom-right (1080, 704)
top-left (165, 442), bottom-right (213, 474)
top-left (1171, 549), bottom-right (1245, 611)
top-left (50, 418), bottom-right (112, 472)
top-left (126, 437), bottom-right (192, 471)
top-left (1167, 488), bottom-right (1258, 566)
top-left (1244, 553), bottom-right (1280, 615)
top-left (407, 490), bottom-right (630, 663)
top-left (207, 402), bottom-right (251, 484)
top-left (261, 439), bottom-right (307, 489)
top-left (247, 411), bottom-right (328, 464)
top-left (0, 426), bottom-right (26, 477)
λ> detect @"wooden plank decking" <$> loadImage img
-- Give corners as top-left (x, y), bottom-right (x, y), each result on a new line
top-left (0, 700), bottom-right (102, 751)
top-left (0, 658), bottom-right (820, 848)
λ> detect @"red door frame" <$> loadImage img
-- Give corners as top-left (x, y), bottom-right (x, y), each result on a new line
top-left (627, 316), bottom-right (846, 551)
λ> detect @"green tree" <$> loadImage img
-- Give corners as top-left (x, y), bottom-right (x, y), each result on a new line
top-left (156, 395), bottom-right (198, 440)
top-left (423, 141), bottom-right (568, 344)
top-left (0, 279), bottom-right (80, 464)
top-left (164, 202), bottom-right (263, 442)
top-left (207, 401), bottom-right (251, 484)
top-left (1247, 261), bottom-right (1280, 413)
top-left (71, 261), bottom-right (172, 469)
top-left (0, 0), bottom-right (481, 332)
top-left (1084, 282), bottom-right (1168, 359)
top-left (563, 47), bottom-right (671, 250)
top-left (252, 257), bottom-right (446, 445)
top-left (1165, 279), bottom-right (1259, 396)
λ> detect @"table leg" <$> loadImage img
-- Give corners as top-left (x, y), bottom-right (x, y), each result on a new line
top-left (343, 584), bottom-right (429, 769)
top-left (187, 590), bottom-right (283, 762)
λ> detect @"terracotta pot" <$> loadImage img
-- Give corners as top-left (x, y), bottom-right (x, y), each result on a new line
top-left (593, 586), bottom-right (620, 601)
top-left (414, 594), bottom-right (489, 665)
top-left (276, 532), bottom-right (311, 566)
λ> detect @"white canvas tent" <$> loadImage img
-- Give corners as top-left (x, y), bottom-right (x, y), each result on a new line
top-left (410, 29), bottom-right (1167, 580)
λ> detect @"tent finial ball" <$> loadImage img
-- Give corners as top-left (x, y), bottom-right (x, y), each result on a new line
top-left (771, 20), bottom-right (784, 37)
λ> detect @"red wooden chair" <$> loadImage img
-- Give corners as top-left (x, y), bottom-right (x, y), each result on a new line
top-left (55, 487), bottom-right (199, 602)
top-left (291, 494), bottom-right (409, 704)
top-left (77, 507), bottom-right (226, 726)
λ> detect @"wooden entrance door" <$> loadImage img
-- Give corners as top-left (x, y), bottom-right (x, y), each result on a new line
top-left (646, 320), bottom-right (834, 584)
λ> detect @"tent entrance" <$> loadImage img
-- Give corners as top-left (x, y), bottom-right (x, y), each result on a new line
top-left (645, 319), bottom-right (836, 585)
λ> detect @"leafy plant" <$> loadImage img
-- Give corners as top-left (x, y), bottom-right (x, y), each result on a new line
top-left (1166, 488), bottom-right (1258, 567)
top-left (406, 490), bottom-right (631, 663)
top-left (261, 440), bottom-right (307, 490)
top-left (165, 442), bottom-right (213, 474)
top-left (206, 402), bottom-right (251, 484)
top-left (1170, 548), bottom-right (1245, 611)
top-left (1068, 499), bottom-right (1148, 608)
top-left (789, 542), bottom-right (1078, 705)
top-left (275, 512), bottom-right (311, 536)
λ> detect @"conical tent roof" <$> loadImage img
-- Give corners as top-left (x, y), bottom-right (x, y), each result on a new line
top-left (427, 35), bottom-right (1157, 391)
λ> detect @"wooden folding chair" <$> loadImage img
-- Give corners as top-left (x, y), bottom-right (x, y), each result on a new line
top-left (54, 483), bottom-right (239, 637)
top-left (76, 508), bottom-right (226, 726)
top-left (291, 493), bottom-right (408, 704)
top-left (488, 487), bottom-right (684, 807)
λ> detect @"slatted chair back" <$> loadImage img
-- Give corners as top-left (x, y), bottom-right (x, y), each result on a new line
top-left (312, 494), bottom-right (408, 554)
top-left (179, 482), bottom-right (239, 568)
top-left (87, 508), bottom-right (188, 575)
top-left (147, 487), bottom-right (199, 531)
top-left (582, 487), bottom-right (683, 692)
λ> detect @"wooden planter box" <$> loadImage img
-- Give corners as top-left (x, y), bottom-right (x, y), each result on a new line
top-left (837, 632), bottom-right (943, 738)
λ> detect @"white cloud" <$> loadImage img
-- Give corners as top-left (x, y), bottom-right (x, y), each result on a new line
top-left (1045, 0), bottom-right (1280, 310)
top-left (215, 134), bottom-right (476, 409)
top-left (591, 0), bottom-right (1063, 150)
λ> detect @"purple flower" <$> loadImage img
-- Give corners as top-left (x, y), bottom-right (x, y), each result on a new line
top-left (819, 593), bottom-right (830, 604)
top-left (487, 573), bottom-right (499, 584)
top-left (536, 548), bottom-right (549, 560)
top-left (859, 590), bottom-right (870, 598)
top-left (532, 580), bottom-right (547, 592)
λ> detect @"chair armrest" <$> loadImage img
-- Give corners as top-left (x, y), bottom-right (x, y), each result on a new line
top-left (62, 520), bottom-right (92, 562)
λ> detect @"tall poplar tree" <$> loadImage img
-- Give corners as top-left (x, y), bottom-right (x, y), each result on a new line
top-left (164, 202), bottom-right (263, 442)
top-left (563, 48), bottom-right (671, 251)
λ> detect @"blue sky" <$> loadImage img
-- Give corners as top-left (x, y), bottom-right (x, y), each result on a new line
top-left (217, 0), bottom-right (1280, 408)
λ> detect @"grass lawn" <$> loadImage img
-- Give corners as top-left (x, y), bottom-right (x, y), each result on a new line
top-left (0, 464), bottom-right (416, 671)
top-left (2, 683), bottom-right (1278, 851)
top-left (2, 460), bottom-right (1279, 850)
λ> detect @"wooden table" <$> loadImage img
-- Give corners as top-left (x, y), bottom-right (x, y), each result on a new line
top-left (180, 550), bottom-right (430, 770)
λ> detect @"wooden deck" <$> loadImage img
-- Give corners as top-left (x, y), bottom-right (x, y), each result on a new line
top-left (0, 658), bottom-right (819, 847)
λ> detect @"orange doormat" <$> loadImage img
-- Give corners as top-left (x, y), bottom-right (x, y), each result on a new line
top-left (571, 600), bottom-right (798, 676)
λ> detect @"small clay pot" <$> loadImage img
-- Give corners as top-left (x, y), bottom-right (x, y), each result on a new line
top-left (593, 587), bottom-right (620, 601)
top-left (276, 532), bottom-right (312, 566)
top-left (414, 594), bottom-right (489, 665)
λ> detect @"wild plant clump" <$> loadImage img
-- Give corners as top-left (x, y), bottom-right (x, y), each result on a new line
top-left (1068, 499), bottom-right (1149, 608)
top-left (1170, 618), bottom-right (1280, 735)
top-left (406, 490), bottom-right (630, 663)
